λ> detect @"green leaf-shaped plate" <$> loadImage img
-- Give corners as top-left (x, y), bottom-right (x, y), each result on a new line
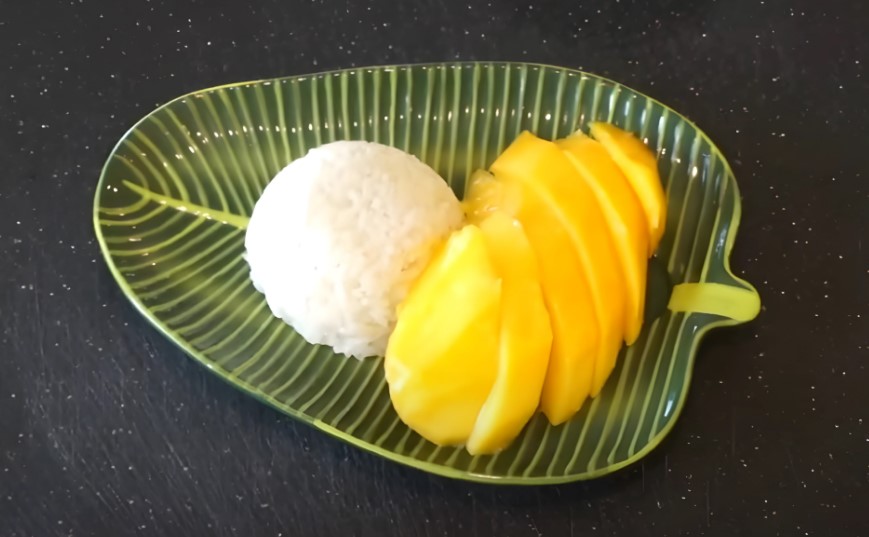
top-left (94, 62), bottom-right (760, 484)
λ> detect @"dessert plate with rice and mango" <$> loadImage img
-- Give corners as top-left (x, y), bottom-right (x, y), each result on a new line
top-left (94, 62), bottom-right (760, 483)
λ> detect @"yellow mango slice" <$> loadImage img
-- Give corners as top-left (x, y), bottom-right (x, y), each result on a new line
top-left (588, 122), bottom-right (667, 254)
top-left (465, 170), bottom-right (598, 425)
top-left (558, 134), bottom-right (649, 345)
top-left (466, 213), bottom-right (552, 455)
top-left (464, 169), bottom-right (509, 221)
top-left (490, 131), bottom-right (626, 399)
top-left (385, 226), bottom-right (501, 446)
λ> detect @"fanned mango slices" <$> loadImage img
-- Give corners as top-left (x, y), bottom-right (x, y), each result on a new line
top-left (490, 132), bottom-right (626, 401)
top-left (385, 225), bottom-right (502, 446)
top-left (467, 213), bottom-right (552, 455)
top-left (386, 214), bottom-right (553, 454)
top-left (385, 122), bottom-right (667, 450)
top-left (465, 169), bottom-right (599, 425)
top-left (558, 134), bottom-right (649, 345)
top-left (589, 122), bottom-right (667, 254)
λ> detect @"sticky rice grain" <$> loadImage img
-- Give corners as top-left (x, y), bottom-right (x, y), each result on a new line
top-left (244, 141), bottom-right (464, 359)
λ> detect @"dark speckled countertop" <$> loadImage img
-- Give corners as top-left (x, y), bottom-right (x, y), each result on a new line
top-left (1, 1), bottom-right (867, 536)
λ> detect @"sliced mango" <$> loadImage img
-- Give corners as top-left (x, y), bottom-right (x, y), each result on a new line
top-left (384, 226), bottom-right (501, 446)
top-left (558, 134), bottom-right (649, 345)
top-left (465, 170), bottom-right (598, 425)
top-left (466, 213), bottom-right (552, 455)
top-left (462, 169), bottom-right (519, 223)
top-left (489, 131), bottom-right (626, 399)
top-left (588, 122), bottom-right (667, 254)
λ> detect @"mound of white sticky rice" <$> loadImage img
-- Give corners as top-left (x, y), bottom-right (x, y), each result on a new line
top-left (245, 141), bottom-right (463, 359)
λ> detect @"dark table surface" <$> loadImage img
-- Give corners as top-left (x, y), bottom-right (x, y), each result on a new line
top-left (2, 0), bottom-right (867, 535)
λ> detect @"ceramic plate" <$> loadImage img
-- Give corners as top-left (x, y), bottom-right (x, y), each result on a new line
top-left (94, 62), bottom-right (760, 484)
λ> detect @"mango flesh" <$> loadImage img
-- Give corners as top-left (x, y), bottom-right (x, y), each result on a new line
top-left (489, 132), bottom-right (626, 399)
top-left (466, 213), bottom-right (552, 455)
top-left (384, 225), bottom-right (501, 446)
top-left (465, 170), bottom-right (598, 425)
top-left (588, 122), bottom-right (667, 254)
top-left (463, 169), bottom-right (517, 220)
top-left (387, 123), bottom-right (666, 448)
top-left (464, 173), bottom-right (587, 425)
top-left (558, 134), bottom-right (649, 345)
